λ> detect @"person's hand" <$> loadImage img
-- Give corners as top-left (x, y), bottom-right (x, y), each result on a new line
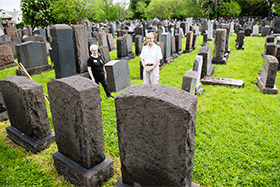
top-left (145, 67), bottom-right (152, 73)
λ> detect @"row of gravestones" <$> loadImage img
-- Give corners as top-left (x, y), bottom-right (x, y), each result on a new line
top-left (0, 75), bottom-right (199, 187)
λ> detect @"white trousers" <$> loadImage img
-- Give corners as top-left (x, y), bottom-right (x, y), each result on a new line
top-left (143, 65), bottom-right (159, 84)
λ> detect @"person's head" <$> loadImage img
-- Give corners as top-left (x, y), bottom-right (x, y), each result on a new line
top-left (90, 44), bottom-right (98, 56)
top-left (146, 33), bottom-right (154, 45)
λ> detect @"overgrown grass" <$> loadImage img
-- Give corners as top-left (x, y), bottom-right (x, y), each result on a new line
top-left (0, 34), bottom-right (280, 186)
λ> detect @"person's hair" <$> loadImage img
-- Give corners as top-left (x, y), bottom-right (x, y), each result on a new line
top-left (90, 44), bottom-right (98, 51)
top-left (146, 32), bottom-right (154, 39)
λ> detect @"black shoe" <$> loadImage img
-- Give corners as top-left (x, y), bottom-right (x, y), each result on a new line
top-left (107, 95), bottom-right (114, 99)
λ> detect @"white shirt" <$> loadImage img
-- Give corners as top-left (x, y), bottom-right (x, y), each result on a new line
top-left (140, 43), bottom-right (163, 65)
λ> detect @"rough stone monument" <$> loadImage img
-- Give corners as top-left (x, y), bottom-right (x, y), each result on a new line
top-left (160, 32), bottom-right (173, 64)
top-left (48, 75), bottom-right (114, 186)
top-left (184, 31), bottom-right (194, 53)
top-left (198, 45), bottom-right (215, 78)
top-left (0, 76), bottom-right (55, 153)
top-left (135, 35), bottom-right (142, 56)
top-left (114, 84), bottom-right (198, 187)
top-left (212, 29), bottom-right (227, 64)
top-left (0, 45), bottom-right (15, 70)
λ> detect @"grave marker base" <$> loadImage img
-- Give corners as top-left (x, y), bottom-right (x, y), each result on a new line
top-left (178, 51), bottom-right (183, 55)
top-left (114, 177), bottom-right (200, 187)
top-left (256, 76), bottom-right (278, 94)
top-left (53, 152), bottom-right (114, 186)
top-left (183, 49), bottom-right (194, 53)
top-left (164, 57), bottom-right (174, 64)
top-left (201, 76), bottom-right (244, 87)
top-left (207, 65), bottom-right (215, 77)
top-left (0, 111), bottom-right (8, 122)
top-left (16, 64), bottom-right (52, 76)
top-left (212, 57), bottom-right (227, 64)
top-left (172, 53), bottom-right (178, 59)
top-left (6, 125), bottom-right (55, 154)
top-left (196, 87), bottom-right (204, 95)
top-left (0, 63), bottom-right (16, 71)
top-left (128, 52), bottom-right (135, 59)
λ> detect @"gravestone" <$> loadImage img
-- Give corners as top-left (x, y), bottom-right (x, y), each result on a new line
top-left (182, 55), bottom-right (203, 95)
top-left (135, 35), bottom-right (142, 56)
top-left (124, 34), bottom-right (135, 59)
top-left (98, 31), bottom-right (107, 47)
top-left (98, 45), bottom-right (111, 64)
top-left (175, 33), bottom-right (183, 55)
top-left (50, 24), bottom-right (76, 79)
top-left (0, 76), bottom-right (55, 153)
top-left (114, 84), bottom-right (198, 187)
top-left (192, 33), bottom-right (197, 50)
top-left (71, 25), bottom-right (88, 74)
top-left (48, 75), bottom-right (114, 186)
top-left (157, 41), bottom-right (165, 67)
top-left (236, 31), bottom-right (245, 50)
top-left (273, 17), bottom-right (280, 34)
top-left (220, 24), bottom-right (230, 54)
top-left (105, 60), bottom-right (131, 92)
top-left (0, 35), bottom-right (11, 43)
top-left (184, 31), bottom-right (194, 53)
top-left (0, 41), bottom-right (17, 59)
top-left (0, 92), bottom-right (8, 122)
top-left (160, 32), bottom-right (173, 64)
top-left (88, 37), bottom-right (97, 54)
top-left (275, 36), bottom-right (280, 45)
top-left (198, 45), bottom-right (215, 78)
top-left (267, 35), bottom-right (274, 43)
top-left (106, 33), bottom-right (116, 51)
top-left (261, 26), bottom-right (271, 36)
top-left (22, 36), bottom-right (36, 43)
top-left (15, 41), bottom-right (52, 75)
top-left (171, 36), bottom-right (178, 58)
top-left (212, 29), bottom-right (227, 64)
top-left (275, 45), bottom-right (280, 70)
top-left (265, 42), bottom-right (276, 56)
top-left (0, 45), bottom-right (15, 70)
top-left (256, 55), bottom-right (278, 94)
top-left (116, 36), bottom-right (128, 60)
top-left (252, 25), bottom-right (259, 36)
top-left (201, 76), bottom-right (244, 87)
top-left (207, 20), bottom-right (213, 41)
top-left (22, 28), bottom-right (29, 36)
top-left (4, 27), bottom-right (16, 39)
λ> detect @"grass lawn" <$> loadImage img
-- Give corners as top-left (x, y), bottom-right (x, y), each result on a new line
top-left (0, 34), bottom-right (280, 187)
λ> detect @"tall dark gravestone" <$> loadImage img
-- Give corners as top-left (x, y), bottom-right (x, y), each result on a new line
top-left (184, 31), bottom-right (194, 53)
top-left (219, 24), bottom-right (230, 54)
top-left (15, 41), bottom-right (52, 75)
top-left (48, 75), bottom-right (114, 186)
top-left (0, 76), bottom-right (55, 153)
top-left (198, 45), bottom-right (215, 78)
top-left (106, 33), bottom-right (116, 51)
top-left (114, 84), bottom-right (198, 187)
top-left (71, 25), bottom-right (89, 74)
top-left (175, 33), bottom-right (183, 55)
top-left (50, 24), bottom-right (76, 79)
top-left (116, 36), bottom-right (128, 60)
top-left (135, 35), bottom-right (142, 56)
top-left (160, 32), bottom-right (173, 64)
top-left (256, 55), bottom-right (279, 94)
top-left (236, 31), bottom-right (245, 50)
top-left (98, 45), bottom-right (111, 64)
top-left (212, 29), bottom-right (227, 64)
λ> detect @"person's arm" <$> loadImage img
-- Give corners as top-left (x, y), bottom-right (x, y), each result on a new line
top-left (151, 59), bottom-right (160, 70)
top-left (87, 66), bottom-right (95, 82)
top-left (103, 66), bottom-right (107, 79)
top-left (141, 59), bottom-right (151, 73)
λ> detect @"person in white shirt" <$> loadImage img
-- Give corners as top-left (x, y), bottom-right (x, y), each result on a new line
top-left (140, 33), bottom-right (163, 84)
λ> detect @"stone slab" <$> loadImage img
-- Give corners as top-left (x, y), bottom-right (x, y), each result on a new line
top-left (0, 111), bottom-right (8, 122)
top-left (201, 76), bottom-right (244, 87)
top-left (53, 151), bottom-right (114, 186)
top-left (256, 76), bottom-right (278, 94)
top-left (16, 64), bottom-right (52, 76)
top-left (6, 125), bottom-right (55, 154)
top-left (212, 57), bottom-right (227, 64)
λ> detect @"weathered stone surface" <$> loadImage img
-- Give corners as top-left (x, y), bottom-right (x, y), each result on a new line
top-left (0, 40), bottom-right (17, 58)
top-left (184, 31), bottom-right (193, 53)
top-left (50, 24), bottom-right (76, 78)
top-left (135, 35), bottom-right (142, 56)
top-left (265, 42), bottom-right (276, 56)
top-left (0, 76), bottom-right (54, 153)
top-left (98, 31), bottom-right (107, 47)
top-left (124, 34), bottom-right (133, 54)
top-left (48, 75), bottom-right (105, 169)
top-left (182, 70), bottom-right (198, 95)
top-left (105, 60), bottom-right (131, 92)
top-left (160, 32), bottom-right (172, 59)
top-left (267, 35), bottom-right (274, 43)
top-left (259, 55), bottom-right (279, 88)
top-left (212, 29), bottom-right (227, 64)
top-left (4, 27), bottom-right (16, 39)
top-left (98, 45), bottom-right (111, 64)
top-left (192, 33), bottom-right (197, 50)
top-left (252, 25), bottom-right (259, 36)
top-left (22, 36), bottom-right (36, 43)
top-left (198, 45), bottom-right (215, 78)
top-left (261, 26), bottom-right (271, 36)
top-left (0, 45), bottom-right (14, 67)
top-left (71, 25), bottom-right (89, 73)
top-left (175, 33), bottom-right (182, 54)
top-left (236, 31), bottom-right (245, 50)
top-left (106, 33), bottom-right (116, 51)
top-left (276, 45), bottom-right (280, 70)
top-left (171, 36), bottom-right (177, 57)
top-left (220, 24), bottom-right (230, 53)
top-left (0, 35), bottom-right (11, 43)
top-left (201, 76), bottom-right (244, 87)
top-left (48, 75), bottom-right (114, 185)
top-left (115, 84), bottom-right (197, 187)
top-left (117, 36), bottom-right (127, 59)
top-left (0, 92), bottom-right (8, 121)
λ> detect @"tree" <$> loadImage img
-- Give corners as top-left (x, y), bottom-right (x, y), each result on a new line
top-left (21, 0), bottom-right (54, 27)
top-left (219, 1), bottom-right (241, 18)
top-left (145, 0), bottom-right (174, 19)
top-left (130, 0), bottom-right (151, 19)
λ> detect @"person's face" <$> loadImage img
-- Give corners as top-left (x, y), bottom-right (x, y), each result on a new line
top-left (146, 34), bottom-right (154, 45)
top-left (91, 47), bottom-right (98, 56)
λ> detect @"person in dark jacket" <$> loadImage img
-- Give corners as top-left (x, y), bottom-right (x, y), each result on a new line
top-left (87, 44), bottom-right (114, 98)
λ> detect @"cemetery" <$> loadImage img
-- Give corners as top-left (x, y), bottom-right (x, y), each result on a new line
top-left (0, 5), bottom-right (280, 186)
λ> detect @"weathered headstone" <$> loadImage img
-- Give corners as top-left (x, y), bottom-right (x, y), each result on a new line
top-left (0, 35), bottom-right (11, 43)
top-left (106, 33), bottom-right (116, 51)
top-left (135, 35), bottom-right (142, 56)
top-left (236, 31), bottom-right (245, 50)
top-left (0, 45), bottom-right (15, 70)
top-left (201, 76), bottom-right (244, 87)
top-left (98, 31), bottom-right (107, 47)
top-left (212, 29), bottom-right (227, 64)
top-left (98, 45), bottom-right (111, 64)
top-left (71, 25), bottom-right (88, 74)
top-left (0, 76), bottom-right (55, 153)
top-left (184, 31), bottom-right (194, 53)
top-left (192, 33), bottom-right (197, 50)
top-left (265, 42), bottom-right (276, 56)
top-left (48, 75), bottom-right (114, 186)
top-left (50, 24), bottom-right (76, 79)
top-left (275, 45), bottom-right (280, 70)
top-left (198, 45), bottom-right (215, 78)
top-left (175, 33), bottom-right (183, 55)
top-left (15, 41), bottom-right (52, 75)
top-left (22, 36), bottom-right (36, 43)
top-left (0, 92), bottom-right (8, 121)
top-left (252, 25), bottom-right (259, 36)
top-left (207, 20), bottom-right (213, 41)
top-left (256, 55), bottom-right (278, 94)
top-left (220, 24), bottom-right (230, 54)
top-left (182, 55), bottom-right (203, 95)
top-left (160, 32), bottom-right (173, 64)
top-left (261, 26), bottom-right (271, 36)
top-left (171, 36), bottom-right (178, 58)
top-left (105, 60), bottom-right (131, 92)
top-left (0, 41), bottom-right (17, 59)
top-left (116, 36), bottom-right (128, 60)
top-left (4, 27), bottom-right (16, 39)
top-left (114, 84), bottom-right (198, 187)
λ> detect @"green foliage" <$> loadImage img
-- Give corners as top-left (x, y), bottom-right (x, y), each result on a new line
top-left (135, 1), bottom-right (147, 19)
top-left (130, 0), bottom-right (151, 19)
top-left (21, 0), bottom-right (54, 28)
top-left (219, 1), bottom-right (241, 19)
top-left (274, 2), bottom-right (280, 16)
top-left (15, 22), bottom-right (25, 29)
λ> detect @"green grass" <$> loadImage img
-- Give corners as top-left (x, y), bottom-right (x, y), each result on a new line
top-left (1, 34), bottom-right (280, 186)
